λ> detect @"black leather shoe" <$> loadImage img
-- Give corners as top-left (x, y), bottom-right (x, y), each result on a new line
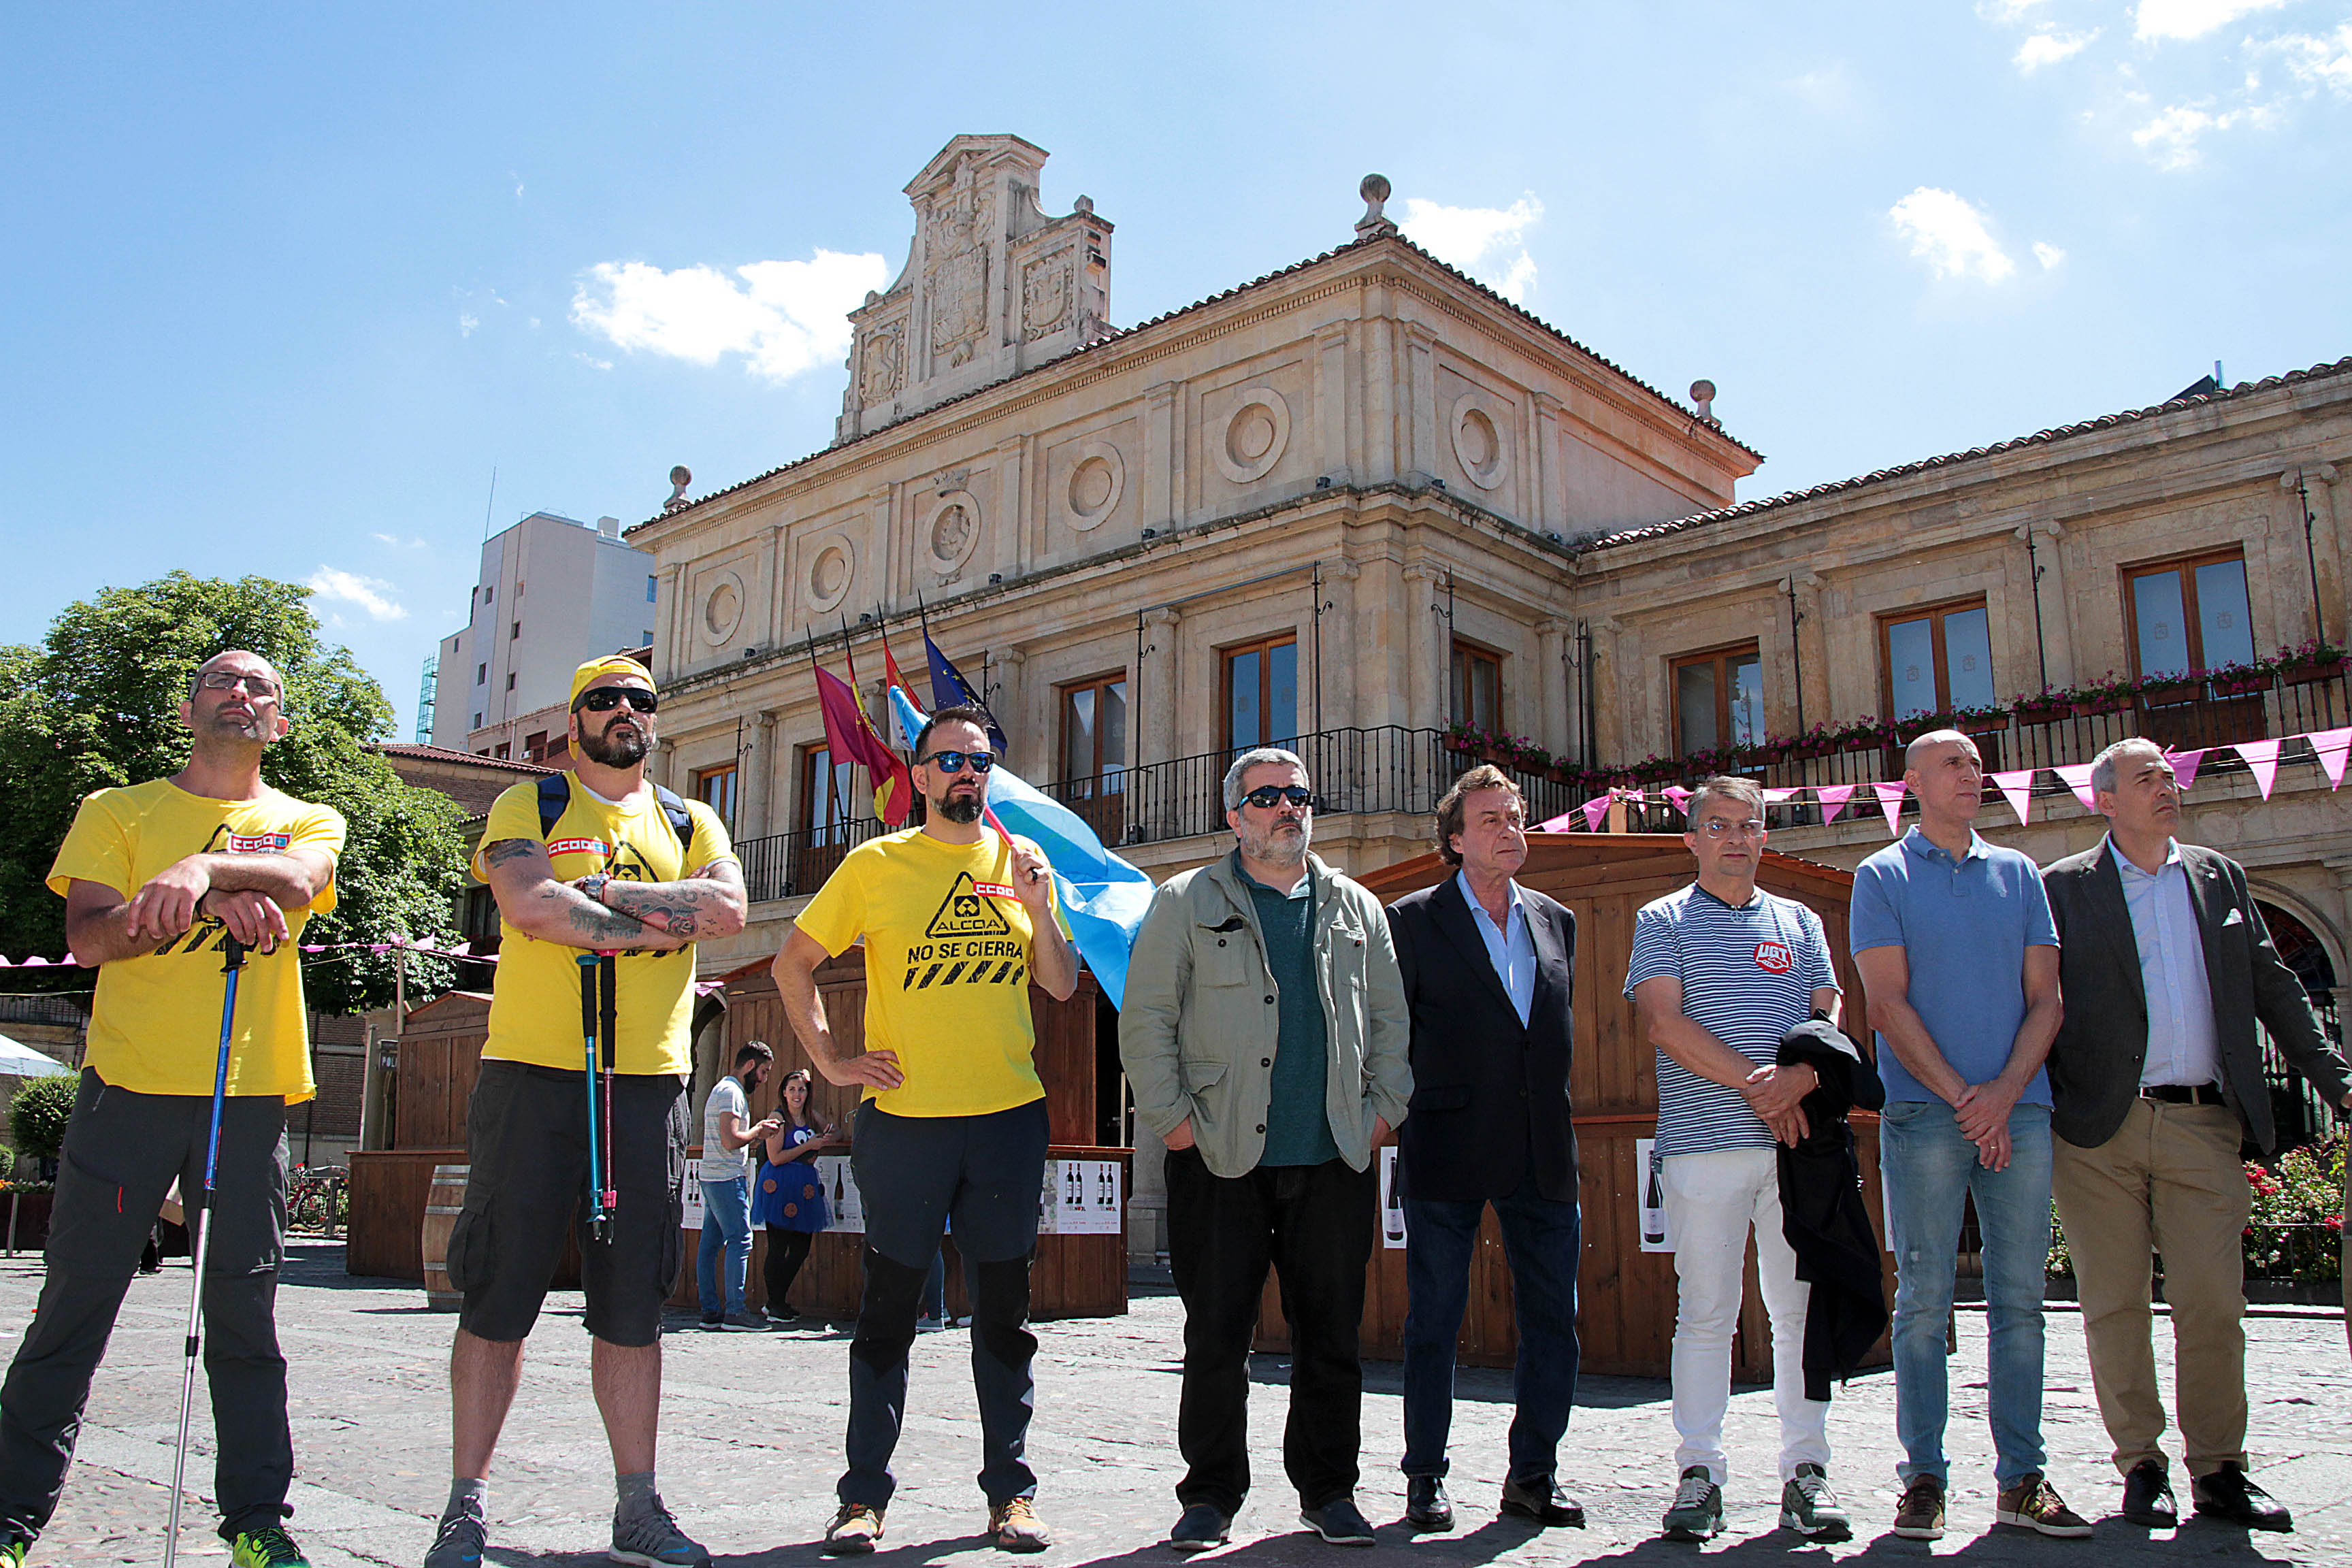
top-left (2121, 1459), bottom-right (2176, 1527)
top-left (1298, 1496), bottom-right (1375, 1546)
top-left (1168, 1503), bottom-right (1231, 1553)
top-left (2191, 1465), bottom-right (2293, 1532)
top-left (1501, 1473), bottom-right (1586, 1528)
top-left (1405, 1476), bottom-right (1452, 1533)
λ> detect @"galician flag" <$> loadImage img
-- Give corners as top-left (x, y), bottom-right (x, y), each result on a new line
top-left (889, 684), bottom-right (1156, 1009)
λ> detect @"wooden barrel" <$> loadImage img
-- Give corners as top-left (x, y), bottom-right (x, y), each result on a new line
top-left (421, 1164), bottom-right (468, 1311)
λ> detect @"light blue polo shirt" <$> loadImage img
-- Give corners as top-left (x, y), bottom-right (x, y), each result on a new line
top-left (1848, 826), bottom-right (2059, 1105)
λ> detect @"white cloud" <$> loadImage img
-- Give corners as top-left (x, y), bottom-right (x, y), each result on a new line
top-left (2133, 0), bottom-right (2287, 42)
top-left (1888, 188), bottom-right (2017, 283)
top-left (2131, 99), bottom-right (2276, 166)
top-left (308, 568), bottom-right (408, 622)
top-left (2033, 241), bottom-right (2068, 268)
top-left (2266, 23), bottom-right (2352, 94)
top-left (1400, 195), bottom-right (1544, 303)
top-left (370, 532), bottom-right (398, 546)
top-left (458, 312), bottom-right (479, 338)
top-left (570, 249), bottom-right (888, 382)
top-left (2016, 29), bottom-right (2099, 70)
top-left (1976, 0), bottom-right (2049, 20)
top-left (574, 351), bottom-right (615, 372)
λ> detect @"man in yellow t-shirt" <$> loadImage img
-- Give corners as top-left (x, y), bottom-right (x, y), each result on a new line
top-left (426, 656), bottom-right (744, 1568)
top-left (774, 706), bottom-right (1077, 1556)
top-left (1, 650), bottom-right (342, 1568)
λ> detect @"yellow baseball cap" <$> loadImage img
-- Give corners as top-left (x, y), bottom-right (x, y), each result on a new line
top-left (570, 655), bottom-right (655, 709)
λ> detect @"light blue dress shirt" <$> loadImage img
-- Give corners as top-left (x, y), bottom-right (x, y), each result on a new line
top-left (1457, 868), bottom-right (1537, 1026)
top-left (2111, 836), bottom-right (2219, 1088)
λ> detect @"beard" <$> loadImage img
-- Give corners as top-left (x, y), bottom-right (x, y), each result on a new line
top-left (935, 791), bottom-right (983, 824)
top-left (578, 721), bottom-right (649, 768)
top-left (1237, 814), bottom-right (1311, 865)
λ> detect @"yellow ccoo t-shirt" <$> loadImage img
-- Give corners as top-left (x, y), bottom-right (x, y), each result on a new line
top-left (793, 826), bottom-right (1061, 1119)
top-left (47, 779), bottom-right (345, 1101)
top-left (474, 778), bottom-right (735, 1078)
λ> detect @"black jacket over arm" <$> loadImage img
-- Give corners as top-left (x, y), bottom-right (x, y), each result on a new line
top-left (1387, 873), bottom-right (1578, 1204)
top-left (1776, 1017), bottom-right (1887, 1401)
top-left (2042, 838), bottom-right (2351, 1157)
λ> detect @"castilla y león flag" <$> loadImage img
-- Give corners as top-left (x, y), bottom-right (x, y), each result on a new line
top-left (814, 666), bottom-right (913, 826)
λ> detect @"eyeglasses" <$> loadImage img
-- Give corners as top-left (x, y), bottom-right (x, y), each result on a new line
top-left (1697, 819), bottom-right (1766, 840)
top-left (1241, 784), bottom-right (1314, 810)
top-left (576, 687), bottom-right (657, 713)
top-left (197, 671), bottom-right (279, 698)
top-left (919, 749), bottom-right (996, 774)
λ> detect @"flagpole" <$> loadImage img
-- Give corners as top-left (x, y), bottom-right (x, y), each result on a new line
top-left (808, 625), bottom-right (843, 841)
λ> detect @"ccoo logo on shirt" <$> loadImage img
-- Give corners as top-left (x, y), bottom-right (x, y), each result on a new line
top-left (1754, 940), bottom-right (1795, 974)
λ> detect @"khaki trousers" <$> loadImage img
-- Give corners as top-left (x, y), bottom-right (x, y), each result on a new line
top-left (2052, 1099), bottom-right (2249, 1477)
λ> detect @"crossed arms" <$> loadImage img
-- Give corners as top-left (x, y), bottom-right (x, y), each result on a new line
top-left (480, 837), bottom-right (747, 953)
top-left (66, 846), bottom-right (339, 966)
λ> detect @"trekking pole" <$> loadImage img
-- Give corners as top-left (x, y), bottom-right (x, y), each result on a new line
top-left (578, 953), bottom-right (612, 1243)
top-left (163, 934), bottom-right (247, 1568)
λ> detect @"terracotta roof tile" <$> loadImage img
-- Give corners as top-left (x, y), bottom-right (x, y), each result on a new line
top-left (1578, 355), bottom-right (2352, 553)
top-left (370, 742), bottom-right (559, 776)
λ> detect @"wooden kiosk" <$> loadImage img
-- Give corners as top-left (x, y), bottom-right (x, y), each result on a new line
top-left (1253, 834), bottom-right (1898, 1381)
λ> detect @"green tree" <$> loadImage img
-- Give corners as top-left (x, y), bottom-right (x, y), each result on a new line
top-left (9, 1073), bottom-right (78, 1164)
top-left (0, 571), bottom-right (465, 1013)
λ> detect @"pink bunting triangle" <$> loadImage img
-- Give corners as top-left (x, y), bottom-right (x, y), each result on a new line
top-left (2053, 762), bottom-right (2099, 811)
top-left (1534, 806), bottom-right (1582, 832)
top-left (2235, 738), bottom-right (2282, 800)
top-left (1580, 794), bottom-right (1612, 832)
top-left (1873, 781), bottom-right (1908, 834)
top-left (2166, 748), bottom-right (2206, 793)
top-left (1814, 784), bottom-right (1856, 823)
top-left (2307, 728), bottom-right (2351, 789)
top-left (1762, 787), bottom-right (1797, 807)
top-left (1661, 786), bottom-right (1693, 817)
top-left (1990, 769), bottom-right (2035, 828)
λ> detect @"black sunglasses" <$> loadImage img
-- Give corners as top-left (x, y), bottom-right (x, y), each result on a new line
top-left (576, 687), bottom-right (657, 714)
top-left (1241, 784), bottom-right (1313, 809)
top-left (918, 749), bottom-right (996, 774)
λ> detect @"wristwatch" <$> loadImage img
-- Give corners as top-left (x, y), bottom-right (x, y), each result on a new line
top-left (580, 871), bottom-right (612, 905)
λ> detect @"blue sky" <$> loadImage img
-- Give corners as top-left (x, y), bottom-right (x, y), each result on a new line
top-left (5, 2), bottom-right (2347, 740)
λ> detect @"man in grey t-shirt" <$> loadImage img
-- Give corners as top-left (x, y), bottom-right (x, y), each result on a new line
top-left (698, 1041), bottom-right (779, 1330)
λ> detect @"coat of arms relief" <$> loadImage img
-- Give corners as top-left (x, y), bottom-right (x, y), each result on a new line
top-left (924, 159), bottom-right (993, 370)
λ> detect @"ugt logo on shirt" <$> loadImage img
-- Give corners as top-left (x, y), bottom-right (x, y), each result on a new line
top-left (1754, 939), bottom-right (1795, 975)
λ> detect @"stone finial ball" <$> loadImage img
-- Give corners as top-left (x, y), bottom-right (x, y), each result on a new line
top-left (1361, 174), bottom-right (1392, 205)
top-left (1689, 380), bottom-right (1716, 404)
top-left (669, 465), bottom-right (691, 487)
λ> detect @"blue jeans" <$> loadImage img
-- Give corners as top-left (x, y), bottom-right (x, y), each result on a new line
top-left (698, 1175), bottom-right (751, 1317)
top-left (1878, 1098), bottom-right (2055, 1488)
top-left (1400, 1181), bottom-right (1581, 1484)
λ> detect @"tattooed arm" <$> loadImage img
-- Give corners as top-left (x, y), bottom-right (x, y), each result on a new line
top-left (593, 858), bottom-right (749, 941)
top-left (480, 838), bottom-right (692, 953)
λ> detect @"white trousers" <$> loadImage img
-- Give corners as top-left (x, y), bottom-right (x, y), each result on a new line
top-left (1661, 1146), bottom-right (1831, 1486)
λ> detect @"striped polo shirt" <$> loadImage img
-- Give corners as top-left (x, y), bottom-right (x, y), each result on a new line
top-left (1623, 882), bottom-right (1840, 1156)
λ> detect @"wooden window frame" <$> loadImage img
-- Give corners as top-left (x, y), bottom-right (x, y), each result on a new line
top-left (693, 762), bottom-right (738, 828)
top-left (1450, 638), bottom-right (1503, 732)
top-left (1220, 632), bottom-right (1300, 753)
top-left (798, 744), bottom-right (848, 835)
top-left (1669, 640), bottom-right (1763, 758)
top-left (1058, 672), bottom-right (1128, 783)
top-left (2122, 545), bottom-right (2253, 679)
top-left (1878, 595), bottom-right (1993, 719)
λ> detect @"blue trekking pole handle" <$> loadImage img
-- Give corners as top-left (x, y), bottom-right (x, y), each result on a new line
top-left (205, 936), bottom-right (249, 1192)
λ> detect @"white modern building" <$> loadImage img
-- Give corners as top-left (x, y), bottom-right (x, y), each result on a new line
top-left (427, 510), bottom-right (659, 760)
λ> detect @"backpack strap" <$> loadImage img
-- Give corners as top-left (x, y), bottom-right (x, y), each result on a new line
top-left (538, 772), bottom-right (697, 864)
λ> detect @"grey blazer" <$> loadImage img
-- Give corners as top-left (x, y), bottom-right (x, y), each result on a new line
top-left (2042, 838), bottom-right (2350, 1156)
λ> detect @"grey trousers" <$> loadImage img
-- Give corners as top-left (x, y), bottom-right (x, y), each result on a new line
top-left (0, 1069), bottom-right (291, 1544)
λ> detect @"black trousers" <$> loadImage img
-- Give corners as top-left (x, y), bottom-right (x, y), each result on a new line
top-left (1165, 1149), bottom-right (1376, 1514)
top-left (764, 1226), bottom-right (813, 1308)
top-left (0, 1070), bottom-right (291, 1543)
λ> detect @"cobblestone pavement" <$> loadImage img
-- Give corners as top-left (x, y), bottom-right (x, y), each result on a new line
top-left (1, 1240), bottom-right (2346, 1565)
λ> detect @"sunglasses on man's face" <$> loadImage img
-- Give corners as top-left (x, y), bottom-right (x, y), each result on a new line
top-left (576, 687), bottom-right (658, 714)
top-left (1241, 784), bottom-right (1313, 810)
top-left (918, 749), bottom-right (996, 774)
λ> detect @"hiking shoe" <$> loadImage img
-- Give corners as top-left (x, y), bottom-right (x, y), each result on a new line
top-left (610, 1496), bottom-right (711, 1567)
top-left (229, 1526), bottom-right (312, 1567)
top-left (721, 1309), bottom-right (766, 1331)
top-left (1995, 1473), bottom-right (2091, 1538)
top-left (989, 1497), bottom-right (1051, 1552)
top-left (1298, 1495), bottom-right (1375, 1546)
top-left (422, 1505), bottom-right (487, 1568)
top-left (1893, 1476), bottom-right (1946, 1539)
top-left (1660, 1467), bottom-right (1722, 1541)
top-left (1169, 1503), bottom-right (1232, 1552)
top-left (1779, 1465), bottom-right (1850, 1541)
top-left (822, 1504), bottom-right (885, 1556)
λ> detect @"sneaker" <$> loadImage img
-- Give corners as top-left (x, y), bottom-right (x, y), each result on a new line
top-left (610, 1496), bottom-right (712, 1567)
top-left (721, 1309), bottom-right (766, 1331)
top-left (1995, 1473), bottom-right (2092, 1539)
top-left (1298, 1495), bottom-right (1375, 1546)
top-left (918, 1316), bottom-right (946, 1333)
top-left (1893, 1476), bottom-right (1946, 1540)
top-left (1660, 1467), bottom-right (1722, 1541)
top-left (989, 1497), bottom-right (1051, 1552)
top-left (229, 1526), bottom-right (312, 1567)
top-left (422, 1505), bottom-right (487, 1568)
top-left (1169, 1503), bottom-right (1232, 1552)
top-left (698, 1313), bottom-right (723, 1330)
top-left (766, 1303), bottom-right (801, 1324)
top-left (821, 1504), bottom-right (885, 1556)
top-left (1778, 1465), bottom-right (1850, 1541)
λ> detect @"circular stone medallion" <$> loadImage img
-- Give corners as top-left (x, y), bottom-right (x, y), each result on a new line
top-left (806, 542), bottom-right (853, 614)
top-left (926, 490), bottom-right (983, 575)
top-left (700, 573), bottom-right (744, 644)
top-left (1061, 441), bottom-right (1126, 532)
top-left (1212, 387), bottom-right (1290, 485)
top-left (1450, 397), bottom-right (1510, 491)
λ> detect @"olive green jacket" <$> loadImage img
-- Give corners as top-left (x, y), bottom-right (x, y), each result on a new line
top-left (1119, 851), bottom-right (1412, 1179)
